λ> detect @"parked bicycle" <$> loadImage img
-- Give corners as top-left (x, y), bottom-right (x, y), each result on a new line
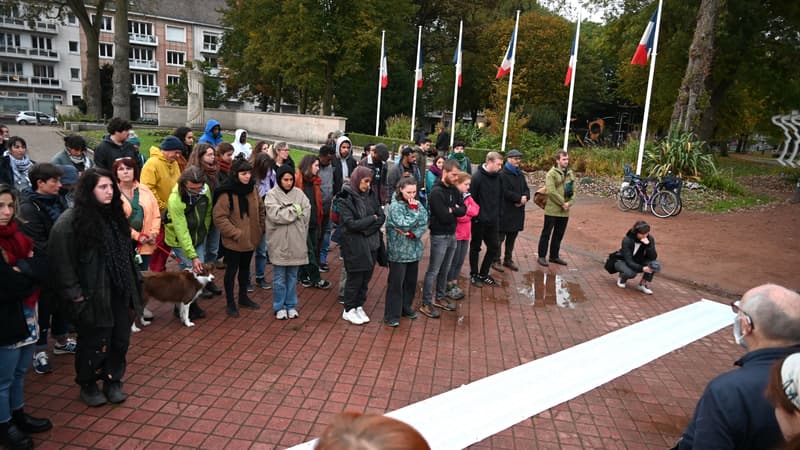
top-left (617, 166), bottom-right (680, 218)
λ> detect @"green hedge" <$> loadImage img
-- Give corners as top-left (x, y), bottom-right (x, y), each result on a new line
top-left (348, 132), bottom-right (494, 161)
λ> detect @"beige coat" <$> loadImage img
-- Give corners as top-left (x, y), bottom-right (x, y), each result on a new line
top-left (263, 187), bottom-right (310, 266)
top-left (213, 188), bottom-right (265, 252)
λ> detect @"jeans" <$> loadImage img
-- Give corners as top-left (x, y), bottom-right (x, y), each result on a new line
top-left (138, 254), bottom-right (151, 271)
top-left (538, 215), bottom-right (569, 260)
top-left (299, 225), bottom-right (321, 284)
top-left (497, 231), bottom-right (519, 263)
top-left (469, 222), bottom-right (499, 277)
top-left (273, 265), bottom-right (299, 312)
top-left (204, 223), bottom-right (221, 263)
top-left (224, 249), bottom-right (254, 305)
top-left (344, 267), bottom-right (375, 311)
top-left (615, 260), bottom-right (655, 283)
top-left (447, 239), bottom-right (469, 282)
top-left (172, 241), bottom-right (206, 270)
top-left (319, 215), bottom-right (333, 265)
top-left (74, 295), bottom-right (130, 386)
top-left (423, 234), bottom-right (457, 305)
top-left (385, 261), bottom-right (419, 322)
top-left (254, 233), bottom-right (268, 279)
top-left (0, 344), bottom-right (35, 422)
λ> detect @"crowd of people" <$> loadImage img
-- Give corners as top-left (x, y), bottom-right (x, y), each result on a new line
top-left (2, 119), bottom-right (799, 450)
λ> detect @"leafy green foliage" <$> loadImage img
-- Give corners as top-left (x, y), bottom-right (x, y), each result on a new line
top-left (645, 129), bottom-right (717, 180)
top-left (385, 115), bottom-right (412, 140)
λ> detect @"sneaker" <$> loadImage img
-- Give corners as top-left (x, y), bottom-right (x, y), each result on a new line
top-left (432, 298), bottom-right (456, 311)
top-left (314, 280), bottom-right (332, 290)
top-left (491, 261), bottom-right (505, 272)
top-left (142, 307), bottom-right (154, 320)
top-left (355, 306), bottom-right (370, 323)
top-left (446, 285), bottom-right (465, 300)
top-left (300, 278), bottom-right (313, 288)
top-left (255, 277), bottom-right (272, 290)
top-left (319, 263), bottom-right (330, 273)
top-left (338, 296), bottom-right (345, 305)
top-left (549, 257), bottom-right (568, 266)
top-left (481, 274), bottom-right (501, 286)
top-left (342, 309), bottom-right (364, 325)
top-left (470, 274), bottom-right (484, 288)
top-left (287, 309), bottom-right (299, 319)
top-left (419, 304), bottom-right (440, 319)
top-left (276, 309), bottom-right (288, 320)
top-left (537, 257), bottom-right (549, 267)
top-left (503, 260), bottom-right (519, 271)
top-left (246, 283), bottom-right (255, 293)
top-left (401, 310), bottom-right (418, 319)
top-left (103, 381), bottom-right (128, 404)
top-left (616, 277), bottom-right (627, 289)
top-left (226, 304), bottom-right (240, 318)
top-left (384, 319), bottom-right (400, 327)
top-left (33, 352), bottom-right (52, 374)
top-left (637, 284), bottom-right (654, 295)
top-left (53, 339), bottom-right (77, 355)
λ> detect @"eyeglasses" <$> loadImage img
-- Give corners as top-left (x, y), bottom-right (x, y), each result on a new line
top-left (730, 300), bottom-right (755, 330)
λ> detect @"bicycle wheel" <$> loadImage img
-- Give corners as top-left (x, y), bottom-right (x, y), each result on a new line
top-left (672, 196), bottom-right (683, 216)
top-left (617, 185), bottom-right (641, 211)
top-left (651, 191), bottom-right (679, 218)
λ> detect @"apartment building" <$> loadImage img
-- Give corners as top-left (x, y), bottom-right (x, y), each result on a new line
top-left (0, 1), bottom-right (227, 120)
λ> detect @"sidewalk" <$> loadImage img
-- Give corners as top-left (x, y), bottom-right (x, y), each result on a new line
top-left (23, 223), bottom-right (740, 449)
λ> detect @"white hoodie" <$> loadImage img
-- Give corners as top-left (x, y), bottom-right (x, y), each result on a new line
top-left (232, 129), bottom-right (252, 160)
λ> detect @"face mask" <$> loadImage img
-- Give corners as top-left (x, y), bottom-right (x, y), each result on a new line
top-left (732, 315), bottom-right (748, 349)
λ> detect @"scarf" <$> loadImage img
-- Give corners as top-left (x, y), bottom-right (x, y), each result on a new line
top-left (0, 221), bottom-right (37, 309)
top-left (218, 158), bottom-right (231, 175)
top-left (215, 177), bottom-right (254, 219)
top-left (24, 188), bottom-right (64, 222)
top-left (6, 152), bottom-right (33, 189)
top-left (99, 212), bottom-right (135, 299)
top-left (67, 150), bottom-right (86, 166)
top-left (202, 162), bottom-right (220, 191)
top-left (504, 161), bottom-right (520, 175)
top-left (428, 164), bottom-right (442, 178)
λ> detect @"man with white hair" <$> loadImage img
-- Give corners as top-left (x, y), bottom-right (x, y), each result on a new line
top-left (673, 284), bottom-right (800, 449)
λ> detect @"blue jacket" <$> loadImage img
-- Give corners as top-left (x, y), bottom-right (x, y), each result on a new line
top-left (385, 197), bottom-right (428, 263)
top-left (676, 345), bottom-right (800, 450)
top-left (197, 119), bottom-right (223, 147)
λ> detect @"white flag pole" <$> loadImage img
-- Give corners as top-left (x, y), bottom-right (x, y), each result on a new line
top-left (450, 20), bottom-right (463, 149)
top-left (500, 10), bottom-right (520, 153)
top-left (636, 0), bottom-right (663, 175)
top-left (375, 30), bottom-right (385, 137)
top-left (562, 11), bottom-right (581, 153)
top-left (410, 26), bottom-right (422, 142)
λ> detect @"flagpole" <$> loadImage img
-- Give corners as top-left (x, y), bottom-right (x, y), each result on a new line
top-left (636, 0), bottom-right (663, 175)
top-left (501, 10), bottom-right (520, 153)
top-left (450, 20), bottom-right (463, 149)
top-left (375, 30), bottom-right (385, 136)
top-left (562, 11), bottom-right (581, 153)
top-left (410, 26), bottom-right (422, 142)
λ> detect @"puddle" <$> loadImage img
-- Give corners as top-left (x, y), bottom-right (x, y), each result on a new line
top-left (517, 271), bottom-right (587, 308)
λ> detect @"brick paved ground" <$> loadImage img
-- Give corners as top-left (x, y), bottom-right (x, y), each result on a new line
top-left (23, 224), bottom-right (740, 449)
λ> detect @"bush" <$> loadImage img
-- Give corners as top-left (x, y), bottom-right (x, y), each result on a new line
top-left (645, 129), bottom-right (717, 181)
top-left (702, 173), bottom-right (747, 196)
top-left (385, 114), bottom-right (412, 140)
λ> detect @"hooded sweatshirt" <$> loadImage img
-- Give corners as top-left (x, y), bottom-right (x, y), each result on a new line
top-left (232, 129), bottom-right (252, 160)
top-left (140, 147), bottom-right (182, 211)
top-left (197, 119), bottom-right (224, 147)
top-left (332, 136), bottom-right (357, 194)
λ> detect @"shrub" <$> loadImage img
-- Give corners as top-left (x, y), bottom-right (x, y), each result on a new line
top-left (385, 115), bottom-right (412, 140)
top-left (645, 129), bottom-right (717, 181)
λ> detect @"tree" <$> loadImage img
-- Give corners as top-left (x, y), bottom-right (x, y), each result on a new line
top-left (111, 0), bottom-right (131, 119)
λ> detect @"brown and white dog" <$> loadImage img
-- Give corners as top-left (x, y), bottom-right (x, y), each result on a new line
top-left (132, 264), bottom-right (216, 332)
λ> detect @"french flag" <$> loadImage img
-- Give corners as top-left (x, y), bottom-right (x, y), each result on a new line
top-left (495, 29), bottom-right (515, 79)
top-left (453, 35), bottom-right (462, 87)
top-left (380, 47), bottom-right (388, 88)
top-left (564, 31), bottom-right (577, 86)
top-left (631, 8), bottom-right (658, 65)
top-left (415, 52), bottom-right (423, 88)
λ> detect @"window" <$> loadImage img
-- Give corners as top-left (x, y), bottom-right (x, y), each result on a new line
top-left (166, 51), bottom-right (185, 66)
top-left (1, 33), bottom-right (21, 48)
top-left (71, 95), bottom-right (81, 105)
top-left (165, 25), bottom-right (185, 43)
top-left (68, 41), bottom-right (79, 53)
top-left (32, 64), bottom-right (55, 78)
top-left (70, 68), bottom-right (80, 80)
top-left (202, 33), bottom-right (220, 52)
top-left (67, 14), bottom-right (77, 25)
top-left (0, 62), bottom-right (23, 75)
top-left (129, 47), bottom-right (153, 61)
top-left (128, 21), bottom-right (153, 36)
top-left (131, 72), bottom-right (155, 86)
top-left (203, 55), bottom-right (218, 68)
top-left (99, 43), bottom-right (113, 58)
top-left (31, 36), bottom-right (52, 50)
top-left (92, 15), bottom-right (113, 32)
top-left (167, 74), bottom-right (181, 85)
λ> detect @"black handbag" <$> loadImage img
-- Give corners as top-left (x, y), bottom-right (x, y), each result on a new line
top-left (604, 251), bottom-right (621, 274)
top-left (376, 231), bottom-right (388, 267)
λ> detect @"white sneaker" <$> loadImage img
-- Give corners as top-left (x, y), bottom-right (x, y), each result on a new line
top-left (287, 309), bottom-right (299, 319)
top-left (355, 306), bottom-right (370, 323)
top-left (616, 277), bottom-right (626, 289)
top-left (342, 309), bottom-right (364, 325)
top-left (276, 309), bottom-right (288, 320)
top-left (142, 307), bottom-right (154, 320)
top-left (637, 284), bottom-right (654, 295)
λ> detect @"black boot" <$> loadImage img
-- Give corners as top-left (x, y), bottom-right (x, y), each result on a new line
top-left (226, 301), bottom-right (240, 318)
top-left (0, 421), bottom-right (32, 450)
top-left (11, 409), bottom-right (52, 434)
top-left (79, 382), bottom-right (107, 407)
top-left (238, 295), bottom-right (260, 310)
top-left (205, 281), bottom-right (222, 295)
top-left (103, 381), bottom-right (128, 404)
top-left (189, 301), bottom-right (206, 319)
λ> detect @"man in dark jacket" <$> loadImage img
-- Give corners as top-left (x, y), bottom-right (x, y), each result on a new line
top-left (496, 150), bottom-right (530, 272)
top-left (332, 136), bottom-right (357, 195)
top-left (420, 160), bottom-right (465, 318)
top-left (358, 143), bottom-right (390, 205)
top-left (674, 284), bottom-right (800, 450)
top-left (468, 151), bottom-right (503, 287)
top-left (93, 117), bottom-right (137, 170)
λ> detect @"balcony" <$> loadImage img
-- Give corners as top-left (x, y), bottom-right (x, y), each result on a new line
top-left (33, 20), bottom-right (58, 34)
top-left (28, 48), bottom-right (59, 61)
top-left (0, 46), bottom-right (60, 61)
top-left (0, 16), bottom-right (26, 30)
top-left (129, 33), bottom-right (157, 46)
top-left (129, 58), bottom-right (158, 71)
top-left (132, 84), bottom-right (159, 96)
top-left (0, 46), bottom-right (28, 58)
top-left (0, 74), bottom-right (60, 89)
top-left (30, 76), bottom-right (60, 87)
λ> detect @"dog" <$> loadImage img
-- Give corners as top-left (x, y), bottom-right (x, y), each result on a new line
top-left (132, 264), bottom-right (216, 332)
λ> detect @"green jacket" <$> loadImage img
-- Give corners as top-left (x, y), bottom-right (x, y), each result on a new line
top-left (164, 184), bottom-right (212, 259)
top-left (544, 165), bottom-right (576, 217)
top-left (385, 197), bottom-right (428, 263)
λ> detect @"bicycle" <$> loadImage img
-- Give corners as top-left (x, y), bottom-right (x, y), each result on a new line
top-left (658, 173), bottom-right (683, 216)
top-left (617, 167), bottom-right (680, 218)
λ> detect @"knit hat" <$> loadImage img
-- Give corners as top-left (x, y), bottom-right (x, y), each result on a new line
top-left (57, 165), bottom-right (79, 185)
top-left (160, 136), bottom-right (184, 151)
top-left (375, 143), bottom-right (389, 162)
top-left (127, 136), bottom-right (141, 146)
top-left (782, 353), bottom-right (800, 411)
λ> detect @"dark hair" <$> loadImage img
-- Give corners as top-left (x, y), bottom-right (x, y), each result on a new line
top-left (319, 145), bottom-right (335, 157)
top-left (364, 143), bottom-right (375, 153)
top-left (453, 140), bottom-right (465, 149)
top-left (107, 117), bottom-right (132, 135)
top-left (28, 163), bottom-right (64, 188)
top-left (216, 142), bottom-right (234, 156)
top-left (631, 220), bottom-right (650, 235)
top-left (173, 126), bottom-right (194, 158)
top-left (230, 157), bottom-right (253, 175)
top-left (111, 157), bottom-right (141, 183)
top-left (554, 150), bottom-right (569, 161)
top-left (421, 138), bottom-right (432, 145)
top-left (63, 134), bottom-right (87, 151)
top-left (401, 145), bottom-right (414, 157)
top-left (6, 136), bottom-right (26, 150)
top-left (178, 166), bottom-right (206, 197)
top-left (430, 155), bottom-right (445, 171)
top-left (187, 143), bottom-right (215, 169)
top-left (315, 412), bottom-right (430, 450)
top-left (394, 176), bottom-right (418, 202)
top-left (72, 168), bottom-right (127, 247)
top-left (441, 159), bottom-right (460, 173)
top-left (298, 155), bottom-right (319, 181)
top-left (253, 141), bottom-right (269, 156)
top-left (0, 183), bottom-right (17, 219)
top-left (251, 152), bottom-right (273, 181)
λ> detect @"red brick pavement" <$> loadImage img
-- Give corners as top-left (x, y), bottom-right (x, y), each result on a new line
top-left (23, 229), bottom-right (740, 449)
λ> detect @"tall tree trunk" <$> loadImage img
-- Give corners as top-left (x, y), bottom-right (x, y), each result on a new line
top-left (671, 0), bottom-right (719, 133)
top-left (112, 0), bottom-right (130, 119)
top-left (697, 78), bottom-right (732, 141)
top-left (67, 0), bottom-right (109, 119)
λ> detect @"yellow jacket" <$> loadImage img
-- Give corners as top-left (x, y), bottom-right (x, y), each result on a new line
top-left (140, 146), bottom-right (181, 211)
